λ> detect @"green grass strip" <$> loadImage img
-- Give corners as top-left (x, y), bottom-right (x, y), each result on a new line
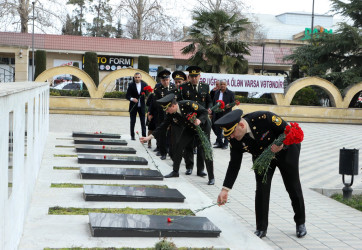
top-left (50, 183), bottom-right (168, 189)
top-left (54, 154), bottom-right (77, 157)
top-left (331, 194), bottom-right (362, 212)
top-left (48, 206), bottom-right (193, 216)
top-left (53, 166), bottom-right (80, 170)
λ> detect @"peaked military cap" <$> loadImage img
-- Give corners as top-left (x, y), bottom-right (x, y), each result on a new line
top-left (186, 66), bottom-right (202, 76)
top-left (172, 71), bottom-right (186, 80)
top-left (157, 93), bottom-right (175, 111)
top-left (214, 109), bottom-right (243, 136)
top-left (157, 69), bottom-right (171, 79)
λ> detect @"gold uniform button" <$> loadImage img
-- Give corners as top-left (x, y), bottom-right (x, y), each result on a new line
top-left (253, 126), bottom-right (256, 130)
top-left (260, 147), bottom-right (263, 150)
top-left (268, 138), bottom-right (270, 140)
top-left (256, 132), bottom-right (259, 134)
top-left (252, 119), bottom-right (254, 121)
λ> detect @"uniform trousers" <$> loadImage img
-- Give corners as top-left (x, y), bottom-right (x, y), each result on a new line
top-left (254, 143), bottom-right (305, 231)
top-left (172, 129), bottom-right (214, 180)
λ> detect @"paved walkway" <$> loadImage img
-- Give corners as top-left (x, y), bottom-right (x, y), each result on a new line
top-left (19, 114), bottom-right (362, 249)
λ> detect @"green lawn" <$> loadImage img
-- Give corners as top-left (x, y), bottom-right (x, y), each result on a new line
top-left (331, 194), bottom-right (362, 212)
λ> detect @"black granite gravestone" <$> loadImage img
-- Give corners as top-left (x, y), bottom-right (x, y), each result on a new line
top-left (78, 155), bottom-right (147, 165)
top-left (80, 167), bottom-right (163, 180)
top-left (89, 213), bottom-right (221, 237)
top-left (75, 145), bottom-right (136, 154)
top-left (83, 185), bottom-right (185, 202)
top-left (74, 138), bottom-right (127, 146)
top-left (72, 132), bottom-right (121, 138)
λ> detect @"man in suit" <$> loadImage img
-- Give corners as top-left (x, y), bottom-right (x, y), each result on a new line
top-left (210, 80), bottom-right (220, 101)
top-left (213, 79), bottom-right (235, 149)
top-left (126, 72), bottom-right (148, 140)
top-left (140, 93), bottom-right (215, 185)
top-left (215, 109), bottom-right (307, 239)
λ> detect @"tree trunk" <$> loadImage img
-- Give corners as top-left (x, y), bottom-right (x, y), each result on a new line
top-left (19, 0), bottom-right (30, 33)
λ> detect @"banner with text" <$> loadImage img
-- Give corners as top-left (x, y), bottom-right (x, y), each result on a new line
top-left (199, 73), bottom-right (285, 93)
top-left (82, 55), bottom-right (133, 71)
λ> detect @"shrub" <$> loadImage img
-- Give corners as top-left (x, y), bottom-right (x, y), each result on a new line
top-left (291, 86), bottom-right (320, 106)
top-left (235, 95), bottom-right (274, 105)
top-left (34, 50), bottom-right (46, 79)
top-left (84, 52), bottom-right (99, 87)
top-left (138, 56), bottom-right (149, 73)
top-left (155, 238), bottom-right (177, 250)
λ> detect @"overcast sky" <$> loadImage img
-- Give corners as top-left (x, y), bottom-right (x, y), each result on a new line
top-left (174, 0), bottom-right (336, 27)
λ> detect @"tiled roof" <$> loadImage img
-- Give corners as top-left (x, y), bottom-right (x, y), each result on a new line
top-left (0, 32), bottom-right (292, 65)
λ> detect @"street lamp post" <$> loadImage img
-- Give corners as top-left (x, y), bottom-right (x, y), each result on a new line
top-left (32, 1), bottom-right (35, 81)
top-left (311, 0), bottom-right (315, 39)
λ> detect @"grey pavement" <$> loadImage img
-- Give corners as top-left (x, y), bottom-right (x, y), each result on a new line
top-left (19, 114), bottom-right (362, 250)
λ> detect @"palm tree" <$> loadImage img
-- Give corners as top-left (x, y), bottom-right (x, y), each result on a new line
top-left (182, 9), bottom-right (250, 74)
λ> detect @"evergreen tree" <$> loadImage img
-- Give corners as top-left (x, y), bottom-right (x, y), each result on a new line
top-left (285, 0), bottom-right (362, 92)
top-left (87, 0), bottom-right (115, 37)
top-left (66, 0), bottom-right (87, 35)
top-left (34, 50), bottom-right (46, 79)
top-left (138, 56), bottom-right (149, 73)
top-left (182, 9), bottom-right (250, 74)
top-left (84, 52), bottom-right (99, 87)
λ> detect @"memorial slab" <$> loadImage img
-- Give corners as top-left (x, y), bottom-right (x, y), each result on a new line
top-left (83, 185), bottom-right (185, 202)
top-left (74, 138), bottom-right (127, 145)
top-left (80, 167), bottom-right (163, 180)
top-left (72, 132), bottom-right (121, 138)
top-left (75, 145), bottom-right (136, 154)
top-left (78, 155), bottom-right (147, 165)
top-left (89, 213), bottom-right (221, 237)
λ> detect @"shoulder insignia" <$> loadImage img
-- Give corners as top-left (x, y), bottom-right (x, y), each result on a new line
top-left (186, 102), bottom-right (190, 105)
top-left (192, 103), bottom-right (199, 110)
top-left (272, 115), bottom-right (282, 126)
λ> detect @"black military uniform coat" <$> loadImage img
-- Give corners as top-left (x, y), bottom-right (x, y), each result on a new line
top-left (149, 83), bottom-right (177, 156)
top-left (152, 100), bottom-right (214, 180)
top-left (179, 81), bottom-right (212, 109)
top-left (223, 111), bottom-right (305, 231)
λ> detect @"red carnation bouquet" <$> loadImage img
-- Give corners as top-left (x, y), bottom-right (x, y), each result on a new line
top-left (228, 100), bottom-right (240, 109)
top-left (252, 122), bottom-right (304, 183)
top-left (143, 86), bottom-right (153, 93)
top-left (186, 112), bottom-right (213, 161)
top-left (210, 100), bottom-right (225, 113)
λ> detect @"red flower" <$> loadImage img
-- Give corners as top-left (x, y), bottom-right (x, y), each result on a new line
top-left (235, 100), bottom-right (240, 106)
top-left (180, 87), bottom-right (183, 90)
top-left (187, 112), bottom-right (197, 121)
top-left (141, 92), bottom-right (145, 95)
top-left (143, 86), bottom-right (153, 93)
top-left (102, 145), bottom-right (105, 149)
top-left (95, 132), bottom-right (99, 134)
top-left (216, 100), bottom-right (225, 109)
top-left (283, 122), bottom-right (304, 145)
top-left (167, 218), bottom-right (173, 223)
top-left (100, 139), bottom-right (103, 142)
top-left (136, 131), bottom-right (139, 134)
top-left (100, 131), bottom-right (102, 133)
top-left (103, 155), bottom-right (106, 159)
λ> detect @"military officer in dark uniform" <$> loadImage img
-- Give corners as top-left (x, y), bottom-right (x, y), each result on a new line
top-left (215, 109), bottom-right (306, 238)
top-left (140, 93), bottom-right (215, 185)
top-left (169, 70), bottom-right (194, 172)
top-left (179, 66), bottom-right (212, 178)
top-left (149, 70), bottom-right (177, 160)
